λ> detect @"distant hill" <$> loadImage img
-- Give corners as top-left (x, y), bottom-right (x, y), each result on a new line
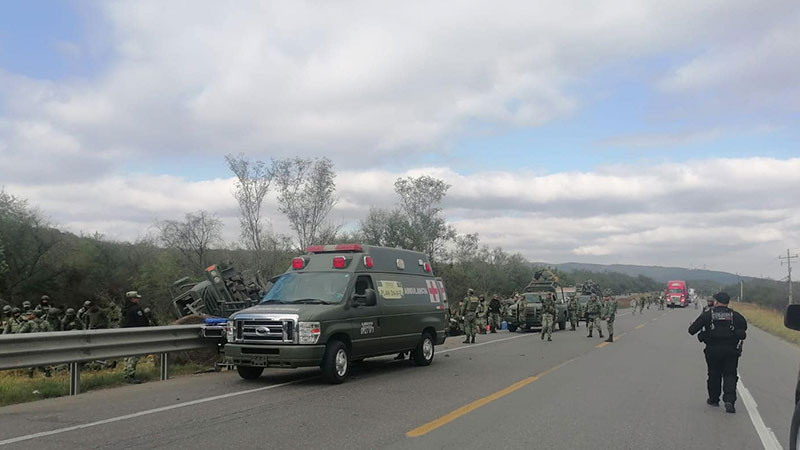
top-left (540, 262), bottom-right (751, 285)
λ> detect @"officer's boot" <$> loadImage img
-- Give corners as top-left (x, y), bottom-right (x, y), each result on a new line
top-left (462, 337), bottom-right (470, 344)
top-left (599, 330), bottom-right (604, 338)
top-left (587, 331), bottom-right (592, 338)
top-left (471, 336), bottom-right (476, 344)
top-left (605, 333), bottom-right (613, 343)
top-left (540, 331), bottom-right (545, 340)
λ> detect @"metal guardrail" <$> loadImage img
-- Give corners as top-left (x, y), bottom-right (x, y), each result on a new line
top-left (0, 325), bottom-right (222, 395)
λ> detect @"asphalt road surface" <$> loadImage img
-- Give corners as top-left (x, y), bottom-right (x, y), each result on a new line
top-left (1, 306), bottom-right (797, 449)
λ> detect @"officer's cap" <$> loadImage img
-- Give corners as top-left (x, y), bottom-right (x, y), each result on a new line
top-left (467, 288), bottom-right (474, 295)
top-left (713, 292), bottom-right (730, 304)
top-left (126, 291), bottom-right (142, 299)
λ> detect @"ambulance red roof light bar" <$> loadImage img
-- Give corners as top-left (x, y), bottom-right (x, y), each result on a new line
top-left (305, 244), bottom-right (364, 253)
top-left (292, 257), bottom-right (306, 270)
top-left (363, 256), bottom-right (374, 268)
top-left (333, 256), bottom-right (349, 269)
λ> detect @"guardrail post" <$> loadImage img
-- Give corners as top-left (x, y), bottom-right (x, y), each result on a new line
top-left (159, 353), bottom-right (169, 381)
top-left (69, 362), bottom-right (80, 395)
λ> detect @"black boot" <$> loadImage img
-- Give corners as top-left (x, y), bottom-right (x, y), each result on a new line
top-left (724, 402), bottom-right (736, 413)
top-left (462, 338), bottom-right (470, 344)
top-left (599, 332), bottom-right (604, 338)
top-left (587, 332), bottom-right (592, 338)
top-left (706, 399), bottom-right (719, 407)
top-left (471, 336), bottom-right (476, 344)
top-left (547, 336), bottom-right (552, 341)
top-left (605, 334), bottom-right (613, 343)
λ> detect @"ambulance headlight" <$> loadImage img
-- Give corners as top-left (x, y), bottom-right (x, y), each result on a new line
top-left (298, 322), bottom-right (321, 344)
top-left (226, 320), bottom-right (235, 342)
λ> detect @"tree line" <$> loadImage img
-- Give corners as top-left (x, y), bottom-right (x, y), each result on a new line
top-left (5, 155), bottom-right (771, 321)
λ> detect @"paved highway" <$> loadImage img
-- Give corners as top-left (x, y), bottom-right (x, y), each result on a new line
top-left (1, 306), bottom-right (797, 449)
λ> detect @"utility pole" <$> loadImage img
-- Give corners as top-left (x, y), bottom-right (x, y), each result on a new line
top-left (780, 249), bottom-right (799, 304)
top-left (739, 278), bottom-right (744, 303)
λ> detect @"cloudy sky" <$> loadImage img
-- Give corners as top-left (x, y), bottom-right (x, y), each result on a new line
top-left (1, 0), bottom-right (798, 278)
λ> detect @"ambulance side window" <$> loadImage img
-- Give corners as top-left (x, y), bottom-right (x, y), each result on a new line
top-left (354, 275), bottom-right (374, 296)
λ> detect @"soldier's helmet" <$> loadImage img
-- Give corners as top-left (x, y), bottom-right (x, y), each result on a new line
top-left (83, 300), bottom-right (92, 308)
top-left (2, 305), bottom-right (11, 314)
top-left (492, 294), bottom-right (499, 300)
top-left (40, 295), bottom-right (50, 302)
top-left (48, 307), bottom-right (59, 315)
top-left (22, 300), bottom-right (32, 309)
top-left (467, 288), bottom-right (475, 295)
top-left (144, 307), bottom-right (152, 315)
top-left (12, 307), bottom-right (21, 315)
top-left (65, 308), bottom-right (76, 315)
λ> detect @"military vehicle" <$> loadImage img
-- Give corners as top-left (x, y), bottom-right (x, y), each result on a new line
top-left (223, 244), bottom-right (447, 383)
top-left (504, 279), bottom-right (568, 332)
top-left (171, 264), bottom-right (263, 318)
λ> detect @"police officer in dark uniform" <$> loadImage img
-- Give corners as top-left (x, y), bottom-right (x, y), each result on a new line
top-left (688, 292), bottom-right (747, 413)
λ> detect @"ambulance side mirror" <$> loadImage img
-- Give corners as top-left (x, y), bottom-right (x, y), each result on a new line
top-left (785, 304), bottom-right (800, 331)
top-left (353, 289), bottom-right (377, 307)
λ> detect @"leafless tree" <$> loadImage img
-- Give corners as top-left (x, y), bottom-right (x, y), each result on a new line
top-left (393, 175), bottom-right (456, 261)
top-left (274, 157), bottom-right (339, 250)
top-left (225, 153), bottom-right (277, 273)
top-left (157, 210), bottom-right (223, 270)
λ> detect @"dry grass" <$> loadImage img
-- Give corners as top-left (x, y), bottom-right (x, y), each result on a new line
top-left (0, 357), bottom-right (206, 407)
top-left (732, 302), bottom-right (800, 347)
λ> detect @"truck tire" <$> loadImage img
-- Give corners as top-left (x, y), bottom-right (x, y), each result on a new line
top-left (791, 400), bottom-right (800, 450)
top-left (321, 340), bottom-right (350, 384)
top-left (236, 365), bottom-right (264, 380)
top-left (507, 324), bottom-right (518, 332)
top-left (411, 332), bottom-right (435, 366)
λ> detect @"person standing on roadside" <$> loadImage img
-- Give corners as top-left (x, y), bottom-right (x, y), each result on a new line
top-left (540, 293), bottom-right (556, 341)
top-left (688, 292), bottom-right (747, 414)
top-left (602, 290), bottom-right (617, 343)
top-left (567, 294), bottom-right (579, 331)
top-left (122, 291), bottom-right (150, 383)
top-left (586, 295), bottom-right (603, 339)
top-left (460, 289), bottom-right (479, 344)
top-left (487, 295), bottom-right (502, 333)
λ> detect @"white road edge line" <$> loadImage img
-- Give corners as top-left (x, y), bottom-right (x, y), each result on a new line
top-left (0, 333), bottom-right (532, 446)
top-left (440, 333), bottom-right (535, 354)
top-left (738, 373), bottom-right (783, 450)
top-left (0, 377), bottom-right (315, 447)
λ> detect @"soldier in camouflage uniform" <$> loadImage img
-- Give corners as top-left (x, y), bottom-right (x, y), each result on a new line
top-left (107, 301), bottom-right (123, 329)
top-left (586, 295), bottom-right (604, 338)
top-left (631, 297), bottom-right (637, 315)
top-left (476, 296), bottom-right (488, 334)
top-left (460, 289), bottom-right (479, 344)
top-left (515, 294), bottom-right (527, 332)
top-left (659, 295), bottom-right (666, 310)
top-left (86, 301), bottom-right (110, 330)
top-left (487, 295), bottom-right (502, 333)
top-left (638, 295), bottom-right (645, 314)
top-left (143, 308), bottom-right (159, 326)
top-left (541, 293), bottom-right (556, 341)
top-left (1, 305), bottom-right (11, 330)
top-left (3, 308), bottom-right (22, 334)
top-left (602, 290), bottom-right (618, 342)
top-left (21, 300), bottom-right (32, 314)
top-left (19, 310), bottom-right (53, 377)
top-left (61, 308), bottom-right (85, 331)
top-left (77, 300), bottom-right (91, 323)
top-left (567, 294), bottom-right (579, 331)
top-left (47, 307), bottom-right (63, 331)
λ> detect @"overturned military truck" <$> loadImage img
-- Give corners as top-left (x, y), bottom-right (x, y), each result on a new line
top-left (171, 264), bottom-right (263, 318)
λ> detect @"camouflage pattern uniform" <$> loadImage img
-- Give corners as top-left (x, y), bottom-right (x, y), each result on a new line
top-left (143, 308), bottom-right (159, 326)
top-left (1, 305), bottom-right (11, 332)
top-left (476, 297), bottom-right (488, 334)
top-left (86, 305), bottom-right (110, 330)
top-left (61, 309), bottom-right (85, 331)
top-left (460, 290), bottom-right (480, 344)
top-left (487, 296), bottom-right (502, 333)
top-left (3, 308), bottom-right (23, 334)
top-left (47, 307), bottom-right (63, 332)
top-left (638, 295), bottom-right (645, 314)
top-left (541, 293), bottom-right (556, 341)
top-left (631, 298), bottom-right (637, 315)
top-left (567, 296), bottom-right (579, 331)
top-left (19, 311), bottom-right (52, 377)
top-left (107, 302), bottom-right (123, 329)
top-left (586, 296), bottom-right (604, 338)
top-left (602, 291), bottom-right (618, 342)
top-left (515, 295), bottom-right (527, 331)
top-left (77, 301), bottom-right (91, 323)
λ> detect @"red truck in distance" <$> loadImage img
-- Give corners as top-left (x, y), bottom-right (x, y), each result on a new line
top-left (665, 280), bottom-right (688, 308)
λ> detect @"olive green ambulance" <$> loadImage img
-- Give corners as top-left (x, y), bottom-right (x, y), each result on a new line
top-left (224, 244), bottom-right (447, 383)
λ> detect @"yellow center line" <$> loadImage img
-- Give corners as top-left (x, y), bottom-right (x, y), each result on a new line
top-left (635, 323), bottom-right (646, 329)
top-left (406, 358), bottom-right (576, 438)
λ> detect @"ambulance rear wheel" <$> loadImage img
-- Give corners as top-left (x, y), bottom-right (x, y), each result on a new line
top-left (412, 332), bottom-right (435, 366)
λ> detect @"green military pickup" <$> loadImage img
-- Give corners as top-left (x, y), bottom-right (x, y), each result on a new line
top-left (504, 280), bottom-right (568, 332)
top-left (223, 244), bottom-right (447, 383)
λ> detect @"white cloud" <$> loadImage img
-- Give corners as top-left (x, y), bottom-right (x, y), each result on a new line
top-left (2, 0), bottom-right (799, 182)
top-left (4, 157), bottom-right (799, 278)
